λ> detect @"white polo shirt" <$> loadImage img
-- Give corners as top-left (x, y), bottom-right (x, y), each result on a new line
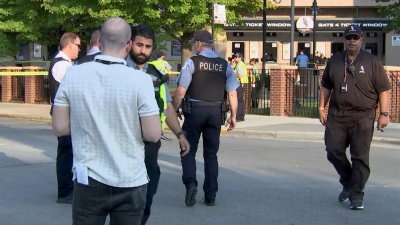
top-left (54, 54), bottom-right (159, 188)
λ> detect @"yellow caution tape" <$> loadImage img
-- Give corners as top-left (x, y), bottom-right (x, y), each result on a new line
top-left (0, 71), bottom-right (48, 76)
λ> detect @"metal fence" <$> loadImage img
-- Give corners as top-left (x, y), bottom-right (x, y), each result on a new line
top-left (285, 68), bottom-right (320, 118)
top-left (11, 76), bottom-right (25, 102)
top-left (248, 69), bottom-right (270, 115)
top-left (389, 72), bottom-right (400, 122)
top-left (35, 75), bottom-right (50, 103)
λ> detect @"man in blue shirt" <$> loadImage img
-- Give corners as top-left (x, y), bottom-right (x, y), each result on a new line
top-left (296, 49), bottom-right (309, 69)
top-left (173, 30), bottom-right (239, 207)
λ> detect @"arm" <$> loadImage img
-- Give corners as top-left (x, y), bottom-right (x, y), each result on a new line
top-left (318, 86), bottom-right (331, 126)
top-left (140, 115), bottom-right (162, 142)
top-left (377, 90), bottom-right (390, 131)
top-left (165, 103), bottom-right (190, 156)
top-left (52, 106), bottom-right (71, 137)
top-left (226, 90), bottom-right (238, 130)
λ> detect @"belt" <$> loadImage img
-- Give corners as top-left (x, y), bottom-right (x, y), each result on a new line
top-left (190, 101), bottom-right (222, 107)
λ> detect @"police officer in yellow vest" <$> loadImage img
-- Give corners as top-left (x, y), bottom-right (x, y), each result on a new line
top-left (234, 53), bottom-right (247, 121)
top-left (127, 24), bottom-right (190, 225)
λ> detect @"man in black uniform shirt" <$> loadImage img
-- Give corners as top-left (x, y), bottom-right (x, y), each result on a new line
top-left (319, 25), bottom-right (390, 210)
top-left (173, 30), bottom-right (239, 207)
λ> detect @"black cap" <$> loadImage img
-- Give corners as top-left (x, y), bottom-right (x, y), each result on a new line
top-left (344, 25), bottom-right (362, 37)
top-left (194, 30), bottom-right (213, 44)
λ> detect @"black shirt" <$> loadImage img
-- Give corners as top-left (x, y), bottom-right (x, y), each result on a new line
top-left (321, 50), bottom-right (390, 120)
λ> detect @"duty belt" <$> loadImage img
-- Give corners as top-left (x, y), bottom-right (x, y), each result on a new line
top-left (190, 101), bottom-right (222, 107)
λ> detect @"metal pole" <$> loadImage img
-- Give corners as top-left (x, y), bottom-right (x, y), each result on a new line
top-left (290, 0), bottom-right (295, 65)
top-left (312, 0), bottom-right (317, 67)
top-left (262, 0), bottom-right (267, 93)
top-left (211, 3), bottom-right (214, 43)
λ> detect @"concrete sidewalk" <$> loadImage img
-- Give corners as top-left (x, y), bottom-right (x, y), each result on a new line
top-left (0, 102), bottom-right (399, 144)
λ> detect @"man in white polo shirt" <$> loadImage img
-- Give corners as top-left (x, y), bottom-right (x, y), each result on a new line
top-left (52, 17), bottom-right (161, 225)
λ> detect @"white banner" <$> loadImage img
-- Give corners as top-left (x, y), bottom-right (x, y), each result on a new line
top-left (213, 4), bottom-right (226, 25)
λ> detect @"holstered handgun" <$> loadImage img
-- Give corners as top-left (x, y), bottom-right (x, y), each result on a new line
top-left (181, 95), bottom-right (191, 114)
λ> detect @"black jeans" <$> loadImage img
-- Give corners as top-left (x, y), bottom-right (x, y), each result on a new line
top-left (56, 135), bottom-right (73, 198)
top-left (236, 85), bottom-right (245, 119)
top-left (141, 140), bottom-right (161, 225)
top-left (182, 104), bottom-right (221, 199)
top-left (325, 114), bottom-right (375, 200)
top-left (73, 178), bottom-right (146, 225)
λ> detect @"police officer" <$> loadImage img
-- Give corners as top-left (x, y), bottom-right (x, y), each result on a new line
top-left (173, 30), bottom-right (239, 207)
top-left (319, 25), bottom-right (390, 210)
top-left (48, 32), bottom-right (80, 204)
top-left (126, 24), bottom-right (190, 225)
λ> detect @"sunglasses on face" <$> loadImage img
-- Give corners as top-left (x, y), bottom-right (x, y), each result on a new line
top-left (345, 35), bottom-right (361, 41)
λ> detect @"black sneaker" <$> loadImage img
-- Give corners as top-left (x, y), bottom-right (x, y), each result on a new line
top-left (350, 199), bottom-right (364, 210)
top-left (204, 197), bottom-right (215, 206)
top-left (338, 189), bottom-right (350, 202)
top-left (185, 185), bottom-right (197, 207)
top-left (56, 193), bottom-right (73, 204)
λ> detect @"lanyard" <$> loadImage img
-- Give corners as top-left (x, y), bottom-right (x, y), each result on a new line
top-left (344, 53), bottom-right (358, 82)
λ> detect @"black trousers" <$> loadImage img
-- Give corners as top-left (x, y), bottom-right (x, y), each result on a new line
top-left (141, 140), bottom-right (161, 225)
top-left (325, 114), bottom-right (375, 200)
top-left (236, 85), bottom-right (245, 120)
top-left (182, 104), bottom-right (221, 199)
top-left (73, 178), bottom-right (146, 225)
top-left (56, 135), bottom-right (73, 198)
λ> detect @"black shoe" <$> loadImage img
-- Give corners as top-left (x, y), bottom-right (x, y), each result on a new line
top-left (204, 197), bottom-right (215, 206)
top-left (350, 199), bottom-right (364, 210)
top-left (57, 193), bottom-right (73, 204)
top-left (185, 185), bottom-right (197, 207)
top-left (338, 189), bottom-right (350, 202)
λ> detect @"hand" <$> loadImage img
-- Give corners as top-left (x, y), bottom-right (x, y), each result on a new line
top-left (178, 134), bottom-right (190, 157)
top-left (377, 114), bottom-right (389, 132)
top-left (225, 116), bottom-right (236, 131)
top-left (176, 110), bottom-right (183, 120)
top-left (319, 108), bottom-right (327, 126)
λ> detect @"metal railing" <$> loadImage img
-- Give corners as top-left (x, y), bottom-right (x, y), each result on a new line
top-left (285, 68), bottom-right (320, 118)
top-left (248, 69), bottom-right (270, 115)
top-left (389, 72), bottom-right (400, 122)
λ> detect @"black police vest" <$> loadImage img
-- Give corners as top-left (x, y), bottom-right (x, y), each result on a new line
top-left (146, 63), bottom-right (168, 114)
top-left (48, 57), bottom-right (68, 104)
top-left (187, 55), bottom-right (227, 102)
top-left (76, 52), bottom-right (101, 65)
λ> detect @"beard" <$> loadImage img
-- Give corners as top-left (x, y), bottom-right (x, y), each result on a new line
top-left (129, 51), bottom-right (151, 65)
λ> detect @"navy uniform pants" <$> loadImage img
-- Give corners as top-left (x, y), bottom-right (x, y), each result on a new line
top-left (56, 135), bottom-right (74, 198)
top-left (181, 103), bottom-right (222, 200)
top-left (324, 113), bottom-right (375, 201)
top-left (141, 140), bottom-right (161, 225)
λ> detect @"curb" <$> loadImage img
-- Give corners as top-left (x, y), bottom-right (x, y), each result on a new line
top-left (1, 114), bottom-right (399, 145)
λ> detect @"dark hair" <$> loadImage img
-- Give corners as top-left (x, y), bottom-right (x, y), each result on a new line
top-left (131, 24), bottom-right (155, 42)
top-left (157, 51), bottom-right (165, 58)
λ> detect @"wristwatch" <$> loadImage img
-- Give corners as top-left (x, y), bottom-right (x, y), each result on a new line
top-left (380, 112), bottom-right (390, 117)
top-left (176, 131), bottom-right (185, 139)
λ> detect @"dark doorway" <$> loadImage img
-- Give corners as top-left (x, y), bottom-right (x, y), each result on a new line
top-left (232, 42), bottom-right (244, 58)
top-left (331, 43), bottom-right (344, 56)
top-left (297, 42), bottom-right (311, 58)
top-left (265, 42), bottom-right (278, 62)
top-left (365, 43), bottom-right (378, 56)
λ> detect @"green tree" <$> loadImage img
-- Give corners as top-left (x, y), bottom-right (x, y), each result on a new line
top-left (377, 0), bottom-right (400, 31)
top-left (0, 0), bottom-right (276, 61)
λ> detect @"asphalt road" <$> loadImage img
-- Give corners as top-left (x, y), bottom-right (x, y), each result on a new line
top-left (0, 118), bottom-right (399, 225)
